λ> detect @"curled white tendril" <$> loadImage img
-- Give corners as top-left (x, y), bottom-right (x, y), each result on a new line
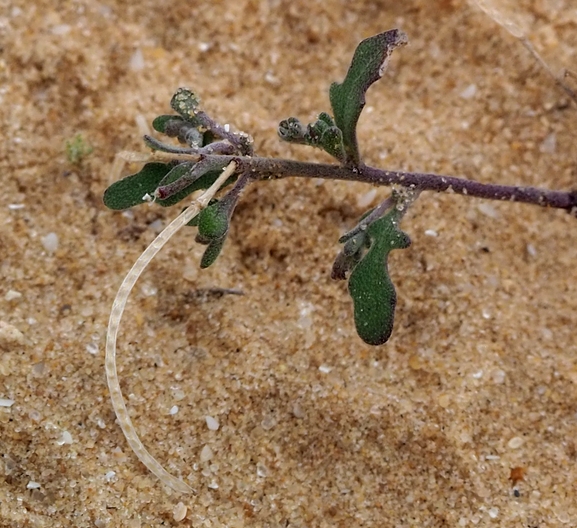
top-left (105, 161), bottom-right (237, 494)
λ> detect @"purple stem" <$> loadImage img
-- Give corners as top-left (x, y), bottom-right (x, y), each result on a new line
top-left (230, 157), bottom-right (577, 216)
top-left (139, 138), bottom-right (577, 215)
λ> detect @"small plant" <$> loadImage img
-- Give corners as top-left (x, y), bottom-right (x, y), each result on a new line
top-left (65, 133), bottom-right (93, 165)
top-left (103, 29), bottom-right (577, 492)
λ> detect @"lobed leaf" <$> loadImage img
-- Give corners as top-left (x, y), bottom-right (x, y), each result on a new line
top-left (347, 208), bottom-right (410, 345)
top-left (329, 29), bottom-right (408, 166)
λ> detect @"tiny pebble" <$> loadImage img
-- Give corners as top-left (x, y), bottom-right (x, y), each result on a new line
top-left (507, 436), bottom-right (524, 449)
top-left (56, 431), bottom-right (74, 445)
top-left (555, 510), bottom-right (570, 523)
top-left (424, 229), bottom-right (438, 237)
top-left (292, 403), bottom-right (305, 419)
top-left (140, 283), bottom-right (157, 297)
top-left (51, 24), bottom-right (70, 36)
top-left (477, 203), bottom-right (499, 219)
top-left (85, 343), bottom-right (98, 355)
top-left (438, 393), bottom-right (451, 408)
top-left (0, 321), bottom-right (25, 347)
top-left (173, 502), bottom-right (187, 522)
top-left (256, 463), bottom-right (268, 478)
top-left (408, 355), bottom-right (423, 370)
top-left (492, 369), bottom-right (506, 384)
top-left (487, 507), bottom-right (499, 519)
top-left (205, 415), bottom-right (219, 431)
top-left (104, 471), bottom-right (116, 482)
top-left (460, 83), bottom-right (477, 99)
top-left (148, 219), bottom-right (164, 233)
top-left (539, 132), bottom-right (556, 154)
top-left (0, 398), bottom-right (15, 407)
top-left (4, 290), bottom-right (22, 301)
top-left (261, 415), bottom-right (276, 430)
top-left (172, 389), bottom-right (185, 401)
top-left (129, 48), bottom-right (145, 71)
top-left (318, 364), bottom-right (332, 374)
top-left (41, 232), bottom-right (59, 253)
top-left (169, 405), bottom-right (179, 415)
top-left (200, 444), bottom-right (213, 462)
top-left (26, 481), bottom-right (41, 489)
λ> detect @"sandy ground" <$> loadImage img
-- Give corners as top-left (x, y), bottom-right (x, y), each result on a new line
top-left (2, 0), bottom-right (577, 526)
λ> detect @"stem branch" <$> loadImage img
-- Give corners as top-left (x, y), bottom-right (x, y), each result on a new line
top-left (233, 156), bottom-right (577, 215)
top-left (141, 141), bottom-right (577, 215)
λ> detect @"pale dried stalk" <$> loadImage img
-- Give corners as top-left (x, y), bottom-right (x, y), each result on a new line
top-left (105, 161), bottom-right (237, 494)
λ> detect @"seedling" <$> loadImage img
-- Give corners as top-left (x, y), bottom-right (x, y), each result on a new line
top-left (103, 30), bottom-right (577, 492)
top-left (65, 133), bottom-right (93, 165)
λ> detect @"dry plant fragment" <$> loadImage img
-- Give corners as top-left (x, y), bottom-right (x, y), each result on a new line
top-left (105, 162), bottom-right (237, 494)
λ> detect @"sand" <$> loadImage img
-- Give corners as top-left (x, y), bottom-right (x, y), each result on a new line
top-left (1, 0), bottom-right (577, 526)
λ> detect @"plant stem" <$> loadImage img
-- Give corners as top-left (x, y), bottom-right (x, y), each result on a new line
top-left (144, 142), bottom-right (577, 215)
top-left (208, 155), bottom-right (577, 215)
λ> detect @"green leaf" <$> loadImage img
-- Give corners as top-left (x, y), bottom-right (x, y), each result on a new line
top-left (200, 236), bottom-right (227, 269)
top-left (185, 199), bottom-right (218, 227)
top-left (317, 112), bottom-right (336, 127)
top-left (103, 161), bottom-right (235, 211)
top-left (103, 163), bottom-right (171, 210)
top-left (278, 117), bottom-right (307, 143)
top-left (278, 115), bottom-right (346, 162)
top-left (318, 126), bottom-right (346, 163)
top-left (329, 29), bottom-right (408, 166)
top-left (196, 201), bottom-right (229, 243)
top-left (347, 208), bottom-right (410, 345)
top-left (152, 115), bottom-right (184, 134)
top-left (170, 88), bottom-right (200, 121)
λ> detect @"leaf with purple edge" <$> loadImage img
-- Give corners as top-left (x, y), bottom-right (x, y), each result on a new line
top-left (329, 29), bottom-right (408, 166)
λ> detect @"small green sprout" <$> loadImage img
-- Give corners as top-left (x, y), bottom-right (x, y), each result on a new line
top-left (65, 133), bottom-right (93, 165)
